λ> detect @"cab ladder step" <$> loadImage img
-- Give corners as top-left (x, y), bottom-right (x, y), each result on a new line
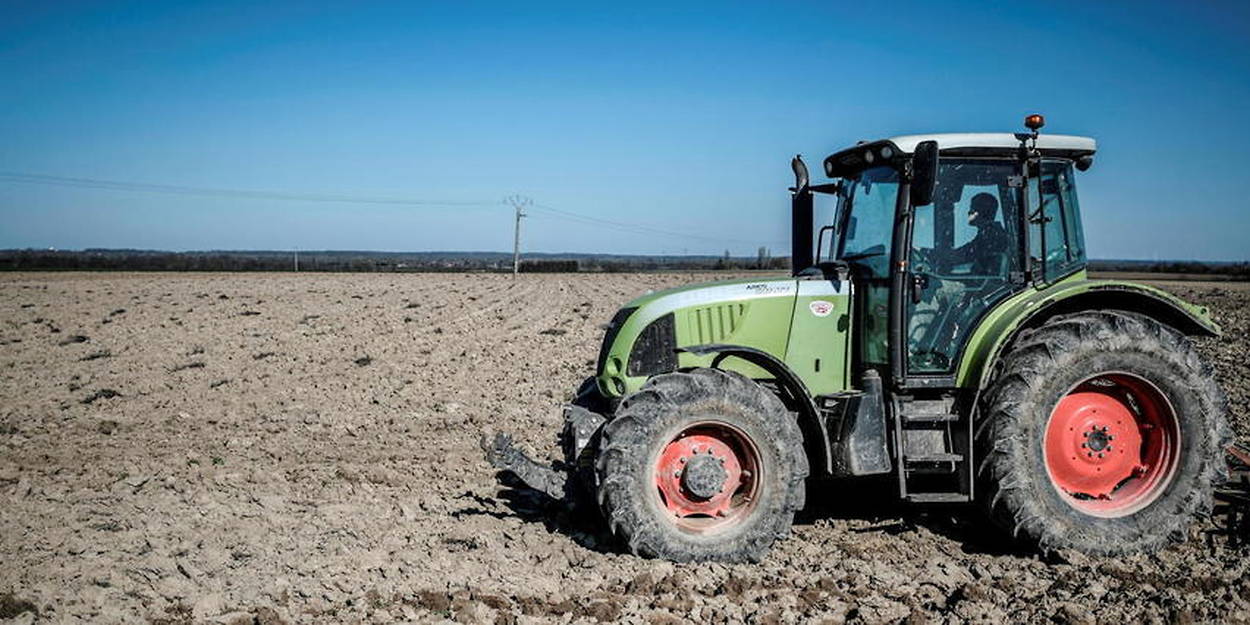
top-left (906, 492), bottom-right (971, 504)
top-left (905, 452), bottom-right (963, 464)
top-left (900, 412), bottom-right (959, 424)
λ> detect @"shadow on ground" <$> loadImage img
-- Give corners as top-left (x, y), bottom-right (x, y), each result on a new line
top-left (796, 475), bottom-right (1036, 557)
top-left (455, 470), bottom-right (623, 555)
top-left (473, 467), bottom-right (1039, 559)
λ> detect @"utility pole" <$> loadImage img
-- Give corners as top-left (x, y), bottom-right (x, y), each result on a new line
top-left (504, 194), bottom-right (531, 276)
top-left (293, 248), bottom-right (299, 272)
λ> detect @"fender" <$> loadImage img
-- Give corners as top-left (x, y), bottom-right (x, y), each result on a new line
top-left (958, 279), bottom-right (1221, 389)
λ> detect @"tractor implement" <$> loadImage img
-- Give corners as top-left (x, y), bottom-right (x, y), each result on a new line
top-left (481, 432), bottom-right (569, 501)
top-left (484, 115), bottom-right (1233, 563)
top-left (482, 403), bottom-right (606, 502)
top-left (1214, 443), bottom-right (1250, 547)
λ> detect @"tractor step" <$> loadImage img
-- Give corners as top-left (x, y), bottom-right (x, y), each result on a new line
top-left (894, 394), bottom-right (973, 501)
top-left (905, 452), bottom-right (963, 464)
top-left (906, 492), bottom-right (971, 503)
top-left (900, 398), bottom-right (954, 415)
top-left (900, 412), bottom-right (959, 424)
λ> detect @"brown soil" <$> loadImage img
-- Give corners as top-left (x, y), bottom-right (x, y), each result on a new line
top-left (0, 272), bottom-right (1246, 624)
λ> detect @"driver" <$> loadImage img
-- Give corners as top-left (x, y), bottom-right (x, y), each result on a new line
top-left (947, 192), bottom-right (1007, 274)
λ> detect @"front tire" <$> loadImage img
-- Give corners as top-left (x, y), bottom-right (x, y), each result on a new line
top-left (595, 368), bottom-right (807, 562)
top-left (978, 310), bottom-right (1231, 555)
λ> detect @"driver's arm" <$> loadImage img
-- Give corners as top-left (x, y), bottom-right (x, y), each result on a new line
top-left (945, 238), bottom-right (975, 269)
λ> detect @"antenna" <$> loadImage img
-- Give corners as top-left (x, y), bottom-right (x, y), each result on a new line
top-left (504, 194), bottom-right (532, 276)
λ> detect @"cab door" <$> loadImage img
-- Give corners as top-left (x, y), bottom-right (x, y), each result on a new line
top-left (902, 159), bottom-right (1025, 378)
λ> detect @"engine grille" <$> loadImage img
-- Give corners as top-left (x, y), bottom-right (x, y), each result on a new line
top-left (627, 313), bottom-right (677, 377)
top-left (688, 302), bottom-right (747, 344)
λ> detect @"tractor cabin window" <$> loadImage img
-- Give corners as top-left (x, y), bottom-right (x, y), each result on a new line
top-left (906, 159), bottom-right (1021, 374)
top-left (1029, 160), bottom-right (1087, 282)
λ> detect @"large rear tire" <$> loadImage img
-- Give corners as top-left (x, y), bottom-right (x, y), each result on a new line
top-left (978, 310), bottom-right (1231, 554)
top-left (595, 368), bottom-right (807, 562)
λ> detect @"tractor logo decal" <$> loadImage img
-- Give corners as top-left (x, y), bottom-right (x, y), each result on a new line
top-left (809, 300), bottom-right (834, 317)
top-left (743, 283), bottom-right (792, 295)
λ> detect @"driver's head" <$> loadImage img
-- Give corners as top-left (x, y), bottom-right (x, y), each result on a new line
top-left (968, 193), bottom-right (998, 227)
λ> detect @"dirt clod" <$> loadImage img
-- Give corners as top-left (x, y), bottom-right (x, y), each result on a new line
top-left (80, 388), bottom-right (121, 404)
top-left (0, 593), bottom-right (37, 619)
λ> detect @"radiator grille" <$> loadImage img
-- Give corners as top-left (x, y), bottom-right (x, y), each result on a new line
top-left (688, 303), bottom-right (747, 344)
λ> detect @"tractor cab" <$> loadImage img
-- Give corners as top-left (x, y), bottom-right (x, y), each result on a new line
top-left (791, 119), bottom-right (1096, 389)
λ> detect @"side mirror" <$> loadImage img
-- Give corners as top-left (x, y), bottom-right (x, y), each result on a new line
top-left (910, 140), bottom-right (939, 207)
top-left (791, 155), bottom-right (810, 191)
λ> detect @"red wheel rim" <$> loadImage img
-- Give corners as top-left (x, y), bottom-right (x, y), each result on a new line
top-left (1043, 373), bottom-right (1181, 517)
top-left (653, 421), bottom-right (761, 534)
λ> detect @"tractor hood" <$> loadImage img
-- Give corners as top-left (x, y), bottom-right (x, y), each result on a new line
top-left (622, 277), bottom-right (798, 319)
top-left (596, 276), bottom-right (804, 398)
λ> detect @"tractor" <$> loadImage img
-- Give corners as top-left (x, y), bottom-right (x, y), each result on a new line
top-left (484, 115), bottom-right (1233, 562)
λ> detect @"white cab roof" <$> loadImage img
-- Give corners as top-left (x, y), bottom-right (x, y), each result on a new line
top-left (884, 133), bottom-right (1096, 154)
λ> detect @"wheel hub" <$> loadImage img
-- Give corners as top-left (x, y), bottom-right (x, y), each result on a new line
top-left (654, 424), bottom-right (759, 527)
top-left (681, 453), bottom-right (729, 500)
top-left (1085, 428), bottom-right (1111, 452)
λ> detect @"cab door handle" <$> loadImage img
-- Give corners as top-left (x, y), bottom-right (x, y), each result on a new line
top-left (910, 273), bottom-right (928, 304)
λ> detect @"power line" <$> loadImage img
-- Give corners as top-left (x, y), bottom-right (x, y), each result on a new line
top-left (0, 171), bottom-right (499, 207)
top-left (531, 203), bottom-right (786, 248)
top-left (0, 170), bottom-right (786, 249)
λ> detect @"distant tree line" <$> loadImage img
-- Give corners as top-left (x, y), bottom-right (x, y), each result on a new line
top-left (0, 249), bottom-right (495, 272)
top-left (1088, 259), bottom-right (1250, 279)
top-left (1, 249), bottom-right (1241, 278)
top-left (0, 249), bottom-right (791, 274)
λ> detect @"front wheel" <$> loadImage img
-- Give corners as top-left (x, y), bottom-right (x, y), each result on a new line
top-left (978, 311), bottom-right (1231, 555)
top-left (595, 368), bottom-right (807, 562)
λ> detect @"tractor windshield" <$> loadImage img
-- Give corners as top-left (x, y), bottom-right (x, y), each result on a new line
top-left (836, 166), bottom-right (900, 277)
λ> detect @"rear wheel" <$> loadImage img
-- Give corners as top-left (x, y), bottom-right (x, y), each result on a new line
top-left (978, 310), bottom-right (1230, 554)
top-left (595, 368), bottom-right (807, 562)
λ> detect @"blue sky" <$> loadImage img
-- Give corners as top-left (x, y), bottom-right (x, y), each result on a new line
top-left (1, 1), bottom-right (1247, 260)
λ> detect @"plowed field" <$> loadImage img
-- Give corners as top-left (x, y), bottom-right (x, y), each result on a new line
top-left (1, 272), bottom-right (1246, 624)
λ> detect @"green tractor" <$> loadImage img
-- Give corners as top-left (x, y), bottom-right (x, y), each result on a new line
top-left (485, 115), bottom-right (1232, 562)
